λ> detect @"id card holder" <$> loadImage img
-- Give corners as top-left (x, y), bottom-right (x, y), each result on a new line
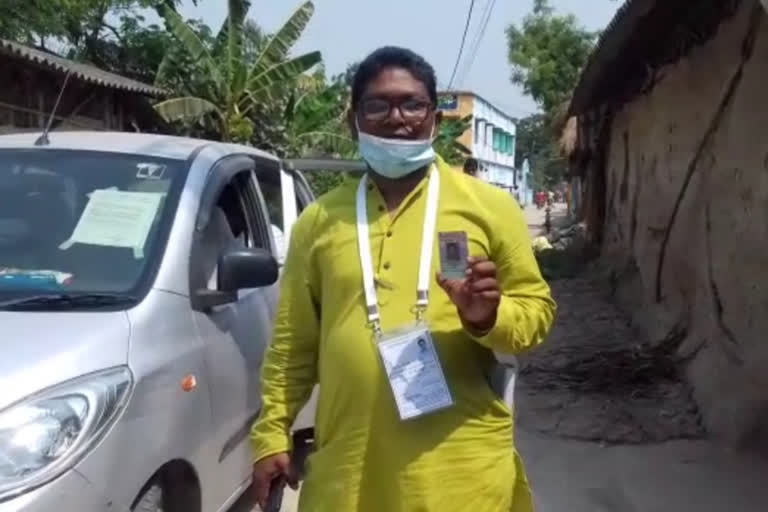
top-left (376, 324), bottom-right (454, 421)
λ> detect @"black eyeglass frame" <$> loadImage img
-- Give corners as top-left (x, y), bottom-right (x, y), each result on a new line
top-left (356, 97), bottom-right (436, 123)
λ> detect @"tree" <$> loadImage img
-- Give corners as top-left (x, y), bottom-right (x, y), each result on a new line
top-left (0, 1), bottom-right (192, 57)
top-left (434, 115), bottom-right (472, 166)
top-left (515, 113), bottom-right (570, 190)
top-left (506, 0), bottom-right (597, 114)
top-left (284, 69), bottom-right (356, 158)
top-left (506, 0), bottom-right (597, 189)
top-left (0, 0), bottom-right (201, 85)
top-left (284, 65), bottom-right (359, 197)
top-left (153, 0), bottom-right (321, 143)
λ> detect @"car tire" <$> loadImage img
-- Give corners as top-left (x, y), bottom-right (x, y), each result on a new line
top-left (132, 482), bottom-right (164, 512)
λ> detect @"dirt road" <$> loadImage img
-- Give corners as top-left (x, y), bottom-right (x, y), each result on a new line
top-left (241, 199), bottom-right (768, 511)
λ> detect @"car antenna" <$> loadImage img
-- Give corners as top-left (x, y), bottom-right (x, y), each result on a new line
top-left (35, 66), bottom-right (73, 147)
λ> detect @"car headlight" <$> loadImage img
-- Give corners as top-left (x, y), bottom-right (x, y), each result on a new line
top-left (0, 367), bottom-right (132, 500)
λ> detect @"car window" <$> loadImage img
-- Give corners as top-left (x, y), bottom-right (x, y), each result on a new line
top-left (0, 149), bottom-right (186, 299)
top-left (197, 170), bottom-right (269, 290)
top-left (259, 178), bottom-right (283, 231)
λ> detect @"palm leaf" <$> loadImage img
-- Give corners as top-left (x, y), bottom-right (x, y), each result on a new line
top-left (161, 5), bottom-right (223, 93)
top-left (243, 51), bottom-right (322, 106)
top-left (248, 1), bottom-right (315, 78)
top-left (153, 96), bottom-right (221, 124)
top-left (214, 0), bottom-right (250, 49)
top-left (154, 53), bottom-right (173, 87)
top-left (220, 0), bottom-right (250, 92)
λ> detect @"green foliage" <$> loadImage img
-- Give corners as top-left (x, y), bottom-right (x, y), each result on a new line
top-left (434, 115), bottom-right (472, 166)
top-left (285, 65), bottom-right (360, 197)
top-left (507, 0), bottom-right (599, 190)
top-left (506, 0), bottom-right (597, 114)
top-left (515, 113), bottom-right (557, 189)
top-left (305, 171), bottom-right (346, 198)
top-left (0, 0), bottom-right (198, 84)
top-left (153, 0), bottom-right (322, 143)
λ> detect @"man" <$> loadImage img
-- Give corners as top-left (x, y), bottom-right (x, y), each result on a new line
top-left (250, 46), bottom-right (555, 511)
top-left (463, 157), bottom-right (479, 177)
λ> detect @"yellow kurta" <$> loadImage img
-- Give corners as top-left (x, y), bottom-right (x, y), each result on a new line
top-left (251, 157), bottom-right (556, 512)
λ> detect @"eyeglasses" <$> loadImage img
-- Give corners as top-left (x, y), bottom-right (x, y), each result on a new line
top-left (358, 98), bottom-right (433, 123)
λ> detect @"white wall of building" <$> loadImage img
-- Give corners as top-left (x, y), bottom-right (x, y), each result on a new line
top-left (469, 95), bottom-right (517, 191)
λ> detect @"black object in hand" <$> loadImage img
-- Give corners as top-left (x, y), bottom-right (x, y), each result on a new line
top-left (263, 476), bottom-right (285, 512)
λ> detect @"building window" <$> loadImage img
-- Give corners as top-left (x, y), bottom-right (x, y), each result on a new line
top-left (474, 119), bottom-right (481, 144)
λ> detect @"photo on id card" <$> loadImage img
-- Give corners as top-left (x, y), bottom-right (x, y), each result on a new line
top-left (438, 231), bottom-right (468, 280)
top-left (377, 326), bottom-right (453, 421)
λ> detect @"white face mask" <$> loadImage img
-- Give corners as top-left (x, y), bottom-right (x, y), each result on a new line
top-left (356, 121), bottom-right (437, 179)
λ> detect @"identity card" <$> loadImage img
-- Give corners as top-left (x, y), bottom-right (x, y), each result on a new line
top-left (438, 231), bottom-right (469, 280)
top-left (377, 325), bottom-right (454, 421)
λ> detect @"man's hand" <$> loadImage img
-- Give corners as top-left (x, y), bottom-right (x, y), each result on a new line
top-left (437, 256), bottom-right (500, 334)
top-left (253, 453), bottom-right (298, 509)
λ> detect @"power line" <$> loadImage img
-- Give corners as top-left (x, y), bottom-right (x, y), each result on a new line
top-left (455, 0), bottom-right (497, 88)
top-left (456, 0), bottom-right (493, 86)
top-left (447, 0), bottom-right (476, 90)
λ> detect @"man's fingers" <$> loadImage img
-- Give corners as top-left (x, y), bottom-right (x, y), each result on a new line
top-left (255, 474), bottom-right (271, 509)
top-left (253, 454), bottom-right (291, 508)
top-left (470, 278), bottom-right (499, 293)
top-left (467, 255), bottom-right (490, 264)
top-left (467, 260), bottom-right (496, 279)
top-left (436, 272), bottom-right (463, 293)
top-left (476, 290), bottom-right (501, 301)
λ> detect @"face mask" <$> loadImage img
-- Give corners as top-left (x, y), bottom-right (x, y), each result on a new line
top-left (357, 121), bottom-right (437, 179)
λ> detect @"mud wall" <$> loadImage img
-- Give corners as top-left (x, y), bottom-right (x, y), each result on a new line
top-left (600, 1), bottom-right (768, 451)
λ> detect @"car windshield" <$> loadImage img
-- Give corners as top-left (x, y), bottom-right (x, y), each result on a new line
top-left (0, 149), bottom-right (186, 302)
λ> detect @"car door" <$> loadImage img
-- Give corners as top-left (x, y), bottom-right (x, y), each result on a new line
top-left (189, 155), bottom-right (278, 510)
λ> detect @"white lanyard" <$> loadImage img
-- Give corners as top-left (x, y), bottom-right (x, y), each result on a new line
top-left (356, 165), bottom-right (440, 334)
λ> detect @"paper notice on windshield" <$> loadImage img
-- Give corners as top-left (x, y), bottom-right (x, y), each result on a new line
top-left (59, 190), bottom-right (164, 259)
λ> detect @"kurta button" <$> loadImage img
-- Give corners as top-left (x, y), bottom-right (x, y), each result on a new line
top-left (383, 262), bottom-right (391, 270)
top-left (386, 230), bottom-right (393, 237)
top-left (378, 205), bottom-right (385, 212)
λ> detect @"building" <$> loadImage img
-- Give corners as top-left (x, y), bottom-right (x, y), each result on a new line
top-left (438, 91), bottom-right (518, 194)
top-left (0, 39), bottom-right (165, 134)
top-left (518, 158), bottom-right (534, 207)
top-left (565, 0), bottom-right (768, 453)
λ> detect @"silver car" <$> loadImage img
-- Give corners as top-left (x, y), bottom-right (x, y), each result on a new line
top-left (0, 132), bottom-right (316, 512)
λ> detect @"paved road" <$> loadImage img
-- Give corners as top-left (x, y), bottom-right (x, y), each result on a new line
top-left (523, 201), bottom-right (569, 238)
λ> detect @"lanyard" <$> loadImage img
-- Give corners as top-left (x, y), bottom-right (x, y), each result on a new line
top-left (356, 165), bottom-right (440, 335)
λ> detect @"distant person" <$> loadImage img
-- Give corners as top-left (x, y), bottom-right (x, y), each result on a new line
top-left (250, 46), bottom-right (555, 512)
top-left (463, 157), bottom-right (478, 177)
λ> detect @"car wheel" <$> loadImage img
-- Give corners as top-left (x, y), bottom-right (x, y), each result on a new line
top-left (132, 482), bottom-right (164, 512)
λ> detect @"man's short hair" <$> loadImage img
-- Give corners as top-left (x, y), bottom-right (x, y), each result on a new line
top-left (351, 46), bottom-right (438, 108)
top-left (463, 158), bottom-right (479, 174)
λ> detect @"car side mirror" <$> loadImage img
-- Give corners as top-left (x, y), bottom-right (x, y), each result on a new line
top-left (218, 248), bottom-right (279, 292)
top-left (192, 248), bottom-right (278, 311)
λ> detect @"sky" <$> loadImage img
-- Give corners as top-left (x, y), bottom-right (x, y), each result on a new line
top-left (177, 0), bottom-right (619, 118)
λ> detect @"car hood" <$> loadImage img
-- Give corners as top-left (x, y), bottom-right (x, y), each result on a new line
top-left (0, 310), bottom-right (130, 410)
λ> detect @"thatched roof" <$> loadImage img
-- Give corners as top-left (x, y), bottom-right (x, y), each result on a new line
top-left (568, 0), bottom-right (741, 116)
top-left (559, 116), bottom-right (578, 158)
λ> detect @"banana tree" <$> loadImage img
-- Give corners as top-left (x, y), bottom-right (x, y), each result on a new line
top-left (434, 115), bottom-right (473, 166)
top-left (284, 72), bottom-right (357, 158)
top-left (153, 0), bottom-right (321, 143)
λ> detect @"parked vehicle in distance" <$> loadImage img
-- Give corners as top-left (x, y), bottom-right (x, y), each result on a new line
top-left (0, 131), bottom-right (320, 512)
